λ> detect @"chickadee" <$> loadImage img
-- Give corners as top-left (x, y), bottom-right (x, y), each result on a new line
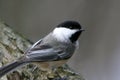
top-left (0, 20), bottom-right (84, 78)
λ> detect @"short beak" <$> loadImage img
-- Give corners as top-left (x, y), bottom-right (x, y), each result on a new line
top-left (80, 29), bottom-right (85, 31)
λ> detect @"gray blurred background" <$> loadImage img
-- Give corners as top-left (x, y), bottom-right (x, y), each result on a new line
top-left (0, 0), bottom-right (120, 80)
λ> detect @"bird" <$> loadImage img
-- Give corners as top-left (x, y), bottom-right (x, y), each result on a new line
top-left (0, 20), bottom-right (84, 78)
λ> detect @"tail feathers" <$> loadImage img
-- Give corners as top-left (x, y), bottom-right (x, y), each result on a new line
top-left (0, 60), bottom-right (26, 78)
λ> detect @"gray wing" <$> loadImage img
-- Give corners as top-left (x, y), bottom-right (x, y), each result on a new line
top-left (25, 39), bottom-right (63, 62)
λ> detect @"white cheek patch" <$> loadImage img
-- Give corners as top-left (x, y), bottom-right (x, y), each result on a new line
top-left (53, 27), bottom-right (78, 42)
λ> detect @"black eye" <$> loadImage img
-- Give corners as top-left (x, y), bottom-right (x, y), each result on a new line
top-left (69, 26), bottom-right (73, 29)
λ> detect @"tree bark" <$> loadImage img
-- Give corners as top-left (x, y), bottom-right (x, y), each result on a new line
top-left (0, 21), bottom-right (85, 80)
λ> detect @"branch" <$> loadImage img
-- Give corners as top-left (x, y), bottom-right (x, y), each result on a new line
top-left (0, 21), bottom-right (85, 80)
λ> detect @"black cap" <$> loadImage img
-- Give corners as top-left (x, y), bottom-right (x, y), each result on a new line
top-left (57, 21), bottom-right (82, 30)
